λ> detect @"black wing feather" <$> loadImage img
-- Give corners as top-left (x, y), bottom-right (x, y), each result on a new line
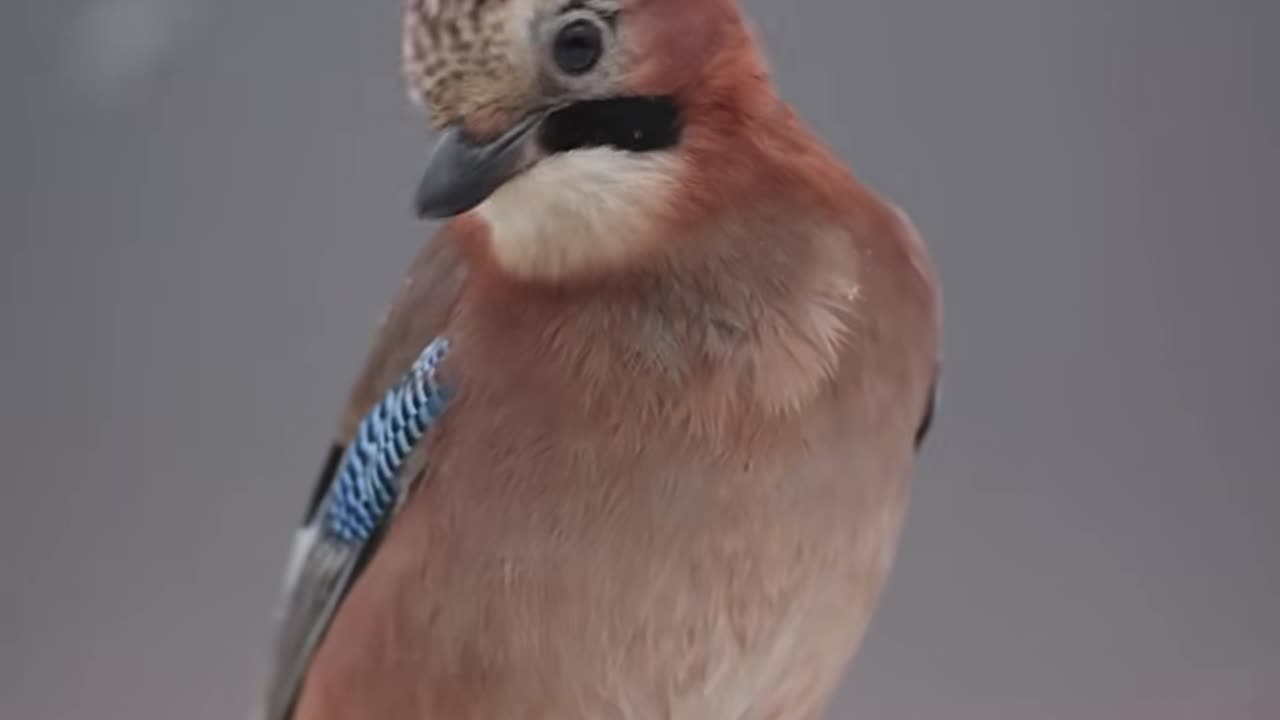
top-left (914, 377), bottom-right (938, 451)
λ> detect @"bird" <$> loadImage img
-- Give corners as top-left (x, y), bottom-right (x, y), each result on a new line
top-left (257, 0), bottom-right (942, 718)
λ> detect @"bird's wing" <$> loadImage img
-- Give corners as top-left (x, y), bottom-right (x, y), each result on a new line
top-left (914, 374), bottom-right (939, 450)
top-left (258, 228), bottom-right (469, 720)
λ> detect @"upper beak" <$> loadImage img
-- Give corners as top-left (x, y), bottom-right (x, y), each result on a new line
top-left (414, 112), bottom-right (546, 220)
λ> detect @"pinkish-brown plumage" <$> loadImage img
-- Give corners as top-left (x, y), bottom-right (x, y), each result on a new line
top-left (269, 0), bottom-right (941, 718)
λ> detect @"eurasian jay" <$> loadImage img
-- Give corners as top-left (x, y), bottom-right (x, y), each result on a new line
top-left (258, 0), bottom-right (941, 718)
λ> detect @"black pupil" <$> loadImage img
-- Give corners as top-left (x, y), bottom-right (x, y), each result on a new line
top-left (554, 20), bottom-right (602, 75)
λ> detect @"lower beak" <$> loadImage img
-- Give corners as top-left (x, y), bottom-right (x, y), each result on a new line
top-left (414, 112), bottom-right (545, 220)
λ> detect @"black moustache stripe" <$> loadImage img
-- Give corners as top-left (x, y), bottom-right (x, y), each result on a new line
top-left (538, 96), bottom-right (682, 154)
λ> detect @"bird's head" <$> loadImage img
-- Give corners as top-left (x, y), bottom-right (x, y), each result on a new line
top-left (403, 0), bottom-right (778, 281)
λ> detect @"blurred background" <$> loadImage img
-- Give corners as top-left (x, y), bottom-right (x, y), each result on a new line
top-left (2, 0), bottom-right (1277, 718)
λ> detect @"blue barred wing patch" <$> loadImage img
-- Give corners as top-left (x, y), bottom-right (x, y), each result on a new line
top-left (323, 337), bottom-right (452, 544)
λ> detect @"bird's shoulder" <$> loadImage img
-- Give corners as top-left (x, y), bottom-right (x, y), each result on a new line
top-left (335, 217), bottom-right (476, 445)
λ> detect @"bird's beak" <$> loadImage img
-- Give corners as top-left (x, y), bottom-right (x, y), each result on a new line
top-left (414, 111), bottom-right (547, 220)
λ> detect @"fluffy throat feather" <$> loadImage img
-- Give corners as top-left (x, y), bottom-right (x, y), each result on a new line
top-left (467, 97), bottom-right (683, 283)
top-left (474, 145), bottom-right (684, 282)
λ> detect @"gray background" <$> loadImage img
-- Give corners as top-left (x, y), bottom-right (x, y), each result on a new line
top-left (2, 0), bottom-right (1277, 718)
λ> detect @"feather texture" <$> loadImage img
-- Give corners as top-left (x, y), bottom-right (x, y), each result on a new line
top-left (325, 338), bottom-right (452, 544)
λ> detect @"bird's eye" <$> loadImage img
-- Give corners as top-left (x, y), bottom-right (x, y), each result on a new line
top-left (552, 19), bottom-right (604, 75)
